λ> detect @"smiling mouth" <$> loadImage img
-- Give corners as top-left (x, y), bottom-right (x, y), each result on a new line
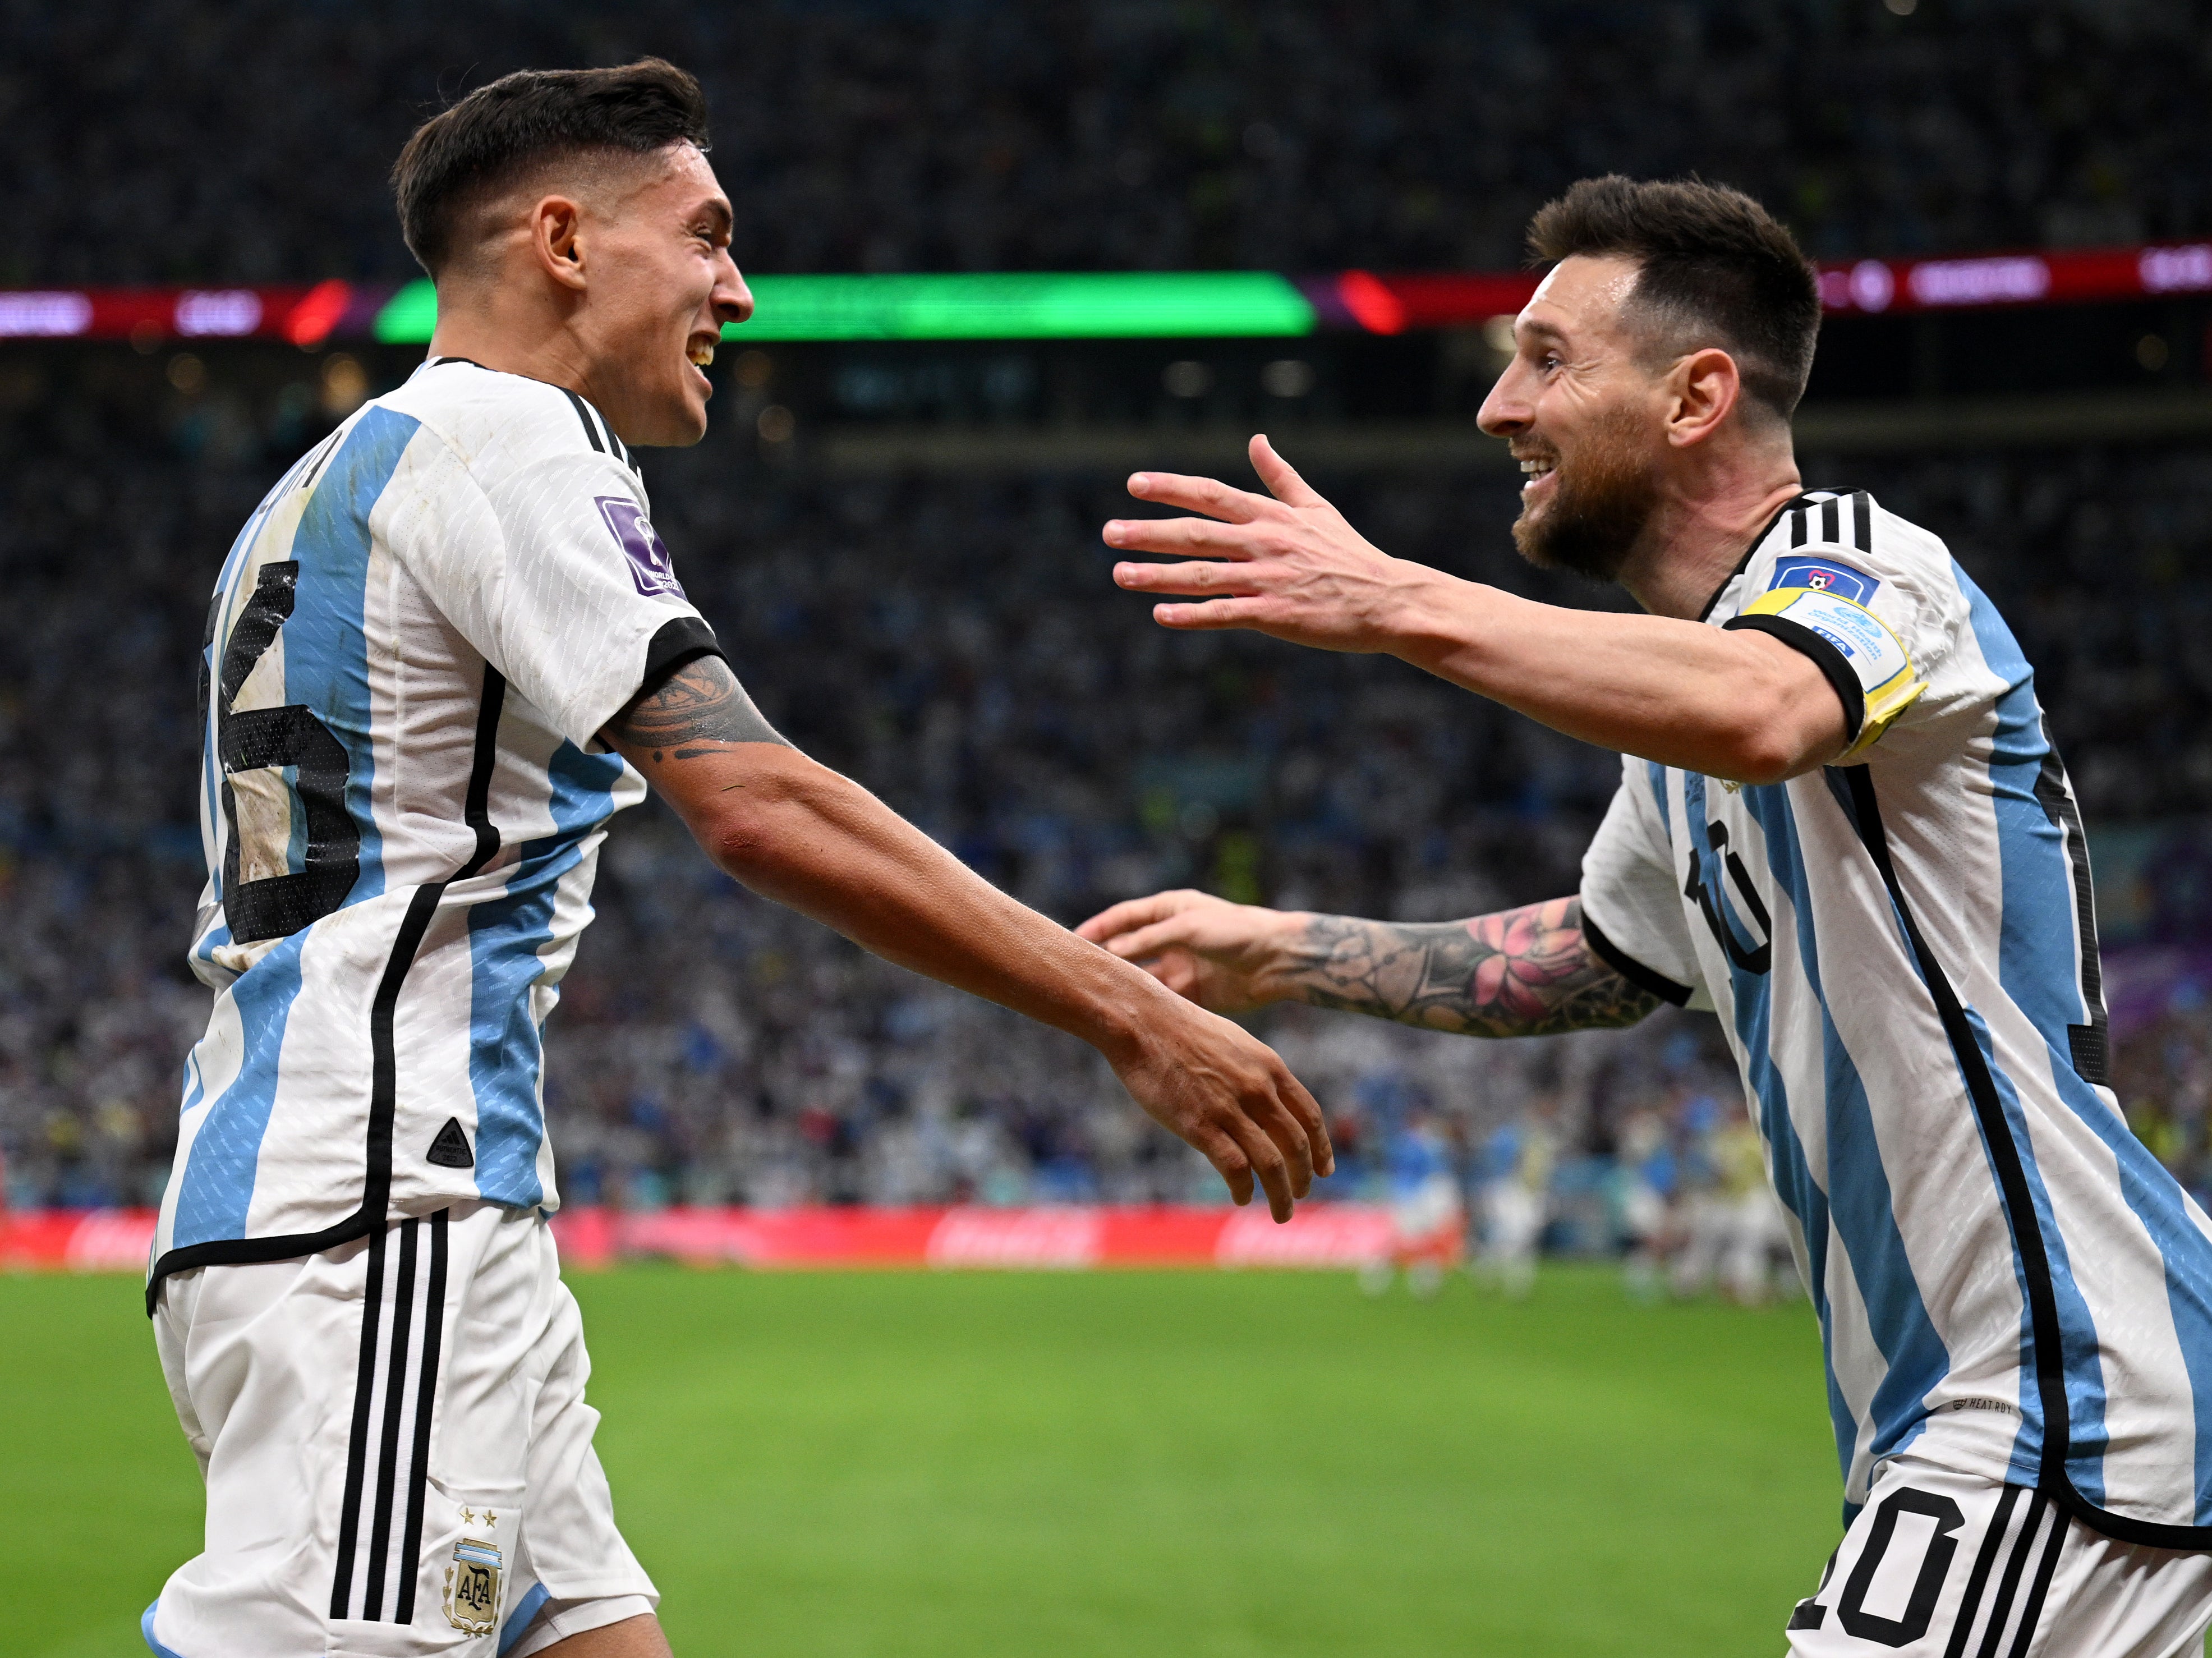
top-left (1516, 453), bottom-right (1557, 490)
top-left (688, 340), bottom-right (716, 369)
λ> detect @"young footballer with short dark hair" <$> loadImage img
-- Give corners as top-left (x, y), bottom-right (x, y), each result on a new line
top-left (148, 59), bottom-right (1327, 1658)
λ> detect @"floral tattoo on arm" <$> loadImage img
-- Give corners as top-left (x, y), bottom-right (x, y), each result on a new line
top-left (1274, 896), bottom-right (1661, 1037)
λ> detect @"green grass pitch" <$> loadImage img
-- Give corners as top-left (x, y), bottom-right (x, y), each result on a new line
top-left (3, 1265), bottom-right (1845, 1656)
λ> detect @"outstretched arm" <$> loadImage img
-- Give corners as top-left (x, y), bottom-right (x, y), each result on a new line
top-left (1077, 889), bottom-right (1661, 1037)
top-left (603, 655), bottom-right (1331, 1219)
top-left (1101, 437), bottom-right (1847, 786)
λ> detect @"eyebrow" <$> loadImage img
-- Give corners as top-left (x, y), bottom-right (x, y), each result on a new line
top-left (696, 198), bottom-right (733, 240)
top-left (1519, 318), bottom-right (1567, 347)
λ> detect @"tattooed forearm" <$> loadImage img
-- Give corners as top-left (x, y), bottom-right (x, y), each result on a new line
top-left (605, 654), bottom-right (788, 763)
top-left (1274, 896), bottom-right (1661, 1037)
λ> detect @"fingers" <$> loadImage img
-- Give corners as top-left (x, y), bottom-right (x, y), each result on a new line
top-left (1249, 434), bottom-right (1327, 509)
top-left (1149, 954), bottom-right (1204, 1001)
top-left (1125, 470), bottom-right (1284, 523)
top-left (1276, 1067), bottom-right (1335, 1179)
top-left (1103, 515), bottom-right (1269, 559)
top-left (1221, 1108), bottom-right (1298, 1223)
top-left (1211, 1056), bottom-right (1318, 1223)
top-left (1150, 597), bottom-right (1276, 632)
top-left (1195, 1128), bottom-right (1257, 1209)
top-left (1195, 1090), bottom-right (1317, 1222)
top-left (1093, 914), bottom-right (1207, 961)
top-left (1251, 1090), bottom-right (1316, 1202)
top-left (1112, 559), bottom-right (1269, 598)
top-left (1075, 890), bottom-right (1201, 945)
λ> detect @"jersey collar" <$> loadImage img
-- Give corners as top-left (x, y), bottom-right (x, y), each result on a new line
top-left (1694, 493), bottom-right (1805, 623)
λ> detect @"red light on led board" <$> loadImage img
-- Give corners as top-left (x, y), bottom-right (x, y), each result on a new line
top-left (1336, 271), bottom-right (1408, 334)
top-left (283, 281), bottom-right (352, 347)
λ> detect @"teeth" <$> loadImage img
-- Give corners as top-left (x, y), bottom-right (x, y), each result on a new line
top-left (1519, 458), bottom-right (1555, 476)
top-left (688, 343), bottom-right (715, 367)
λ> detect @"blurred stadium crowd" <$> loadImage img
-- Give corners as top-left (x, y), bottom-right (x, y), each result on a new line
top-left (2, 361), bottom-right (2209, 1250)
top-left (8, 0), bottom-right (2209, 286)
top-left (3, 0), bottom-right (2210, 1276)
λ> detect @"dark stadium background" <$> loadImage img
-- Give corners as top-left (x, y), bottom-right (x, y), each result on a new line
top-left (10, 5), bottom-right (2212, 1655)
top-left (2, 0), bottom-right (2209, 1246)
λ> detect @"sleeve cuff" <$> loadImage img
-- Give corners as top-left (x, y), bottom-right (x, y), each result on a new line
top-left (1723, 613), bottom-right (1865, 745)
top-left (636, 615), bottom-right (725, 701)
top-left (1583, 912), bottom-right (1693, 1007)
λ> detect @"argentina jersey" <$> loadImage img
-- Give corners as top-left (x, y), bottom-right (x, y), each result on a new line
top-left (1580, 489), bottom-right (2212, 1547)
top-left (153, 360), bottom-right (722, 1308)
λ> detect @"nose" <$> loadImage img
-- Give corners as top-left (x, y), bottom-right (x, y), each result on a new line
top-left (1477, 358), bottom-right (1530, 439)
top-left (715, 254), bottom-right (753, 327)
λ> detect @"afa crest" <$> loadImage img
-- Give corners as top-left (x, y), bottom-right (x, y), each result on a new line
top-left (443, 1534), bottom-right (503, 1635)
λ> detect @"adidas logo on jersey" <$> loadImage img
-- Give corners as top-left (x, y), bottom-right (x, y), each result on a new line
top-left (426, 1118), bottom-right (475, 1169)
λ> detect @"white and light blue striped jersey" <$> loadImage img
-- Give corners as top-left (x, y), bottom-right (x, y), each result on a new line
top-left (153, 359), bottom-right (721, 1301)
top-left (1580, 489), bottom-right (2212, 1549)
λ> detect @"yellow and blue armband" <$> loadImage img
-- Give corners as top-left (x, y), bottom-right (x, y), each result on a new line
top-left (1727, 587), bottom-right (1927, 760)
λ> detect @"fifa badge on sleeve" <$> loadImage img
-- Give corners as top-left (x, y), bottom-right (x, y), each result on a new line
top-left (443, 1516), bottom-right (504, 1635)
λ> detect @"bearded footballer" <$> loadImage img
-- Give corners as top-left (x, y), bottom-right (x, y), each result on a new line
top-left (1084, 176), bottom-right (2212, 1656)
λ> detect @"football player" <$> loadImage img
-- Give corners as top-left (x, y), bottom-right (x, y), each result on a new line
top-left (147, 60), bottom-right (1326, 1658)
top-left (1083, 176), bottom-right (2212, 1656)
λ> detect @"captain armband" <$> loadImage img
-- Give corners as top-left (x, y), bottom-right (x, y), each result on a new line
top-left (1725, 587), bottom-right (1928, 761)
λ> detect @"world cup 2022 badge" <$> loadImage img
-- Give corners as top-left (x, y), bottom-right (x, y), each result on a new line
top-left (443, 1534), bottom-right (503, 1635)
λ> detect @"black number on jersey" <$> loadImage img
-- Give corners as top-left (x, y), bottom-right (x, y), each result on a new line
top-left (1686, 818), bottom-right (1773, 976)
top-left (213, 562), bottom-right (361, 943)
top-left (1835, 1486), bottom-right (1964, 1647)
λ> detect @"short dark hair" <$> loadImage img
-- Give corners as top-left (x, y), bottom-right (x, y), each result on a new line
top-left (1526, 176), bottom-right (1821, 420)
top-left (392, 58), bottom-right (711, 277)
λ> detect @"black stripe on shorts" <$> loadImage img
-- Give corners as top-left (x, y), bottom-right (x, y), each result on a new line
top-left (330, 1210), bottom-right (452, 1623)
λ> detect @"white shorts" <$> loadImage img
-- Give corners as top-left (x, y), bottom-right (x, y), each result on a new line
top-left (1391, 1177), bottom-right (1465, 1247)
top-left (1786, 1455), bottom-right (2212, 1657)
top-left (145, 1203), bottom-right (657, 1658)
top-left (1483, 1183), bottom-right (1546, 1255)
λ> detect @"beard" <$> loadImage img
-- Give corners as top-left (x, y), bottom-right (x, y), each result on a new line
top-left (1510, 407), bottom-right (1661, 583)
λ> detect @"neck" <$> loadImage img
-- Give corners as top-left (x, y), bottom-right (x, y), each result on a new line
top-left (1614, 435), bottom-right (1802, 620)
top-left (425, 275), bottom-right (602, 409)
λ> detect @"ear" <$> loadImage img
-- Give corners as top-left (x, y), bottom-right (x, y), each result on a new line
top-left (530, 195), bottom-right (590, 295)
top-left (1664, 347), bottom-right (1741, 449)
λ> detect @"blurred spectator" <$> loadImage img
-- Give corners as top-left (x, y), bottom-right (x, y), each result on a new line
top-left (2114, 963), bottom-right (2212, 1210)
top-left (5, 1), bottom-right (2210, 288)
top-left (1472, 1105), bottom-right (1556, 1299)
top-left (0, 365), bottom-right (2208, 1216)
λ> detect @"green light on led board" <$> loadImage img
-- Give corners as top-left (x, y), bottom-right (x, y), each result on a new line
top-left (726, 272), bottom-right (1316, 341)
top-left (367, 273), bottom-right (1316, 344)
top-left (374, 280), bottom-right (439, 343)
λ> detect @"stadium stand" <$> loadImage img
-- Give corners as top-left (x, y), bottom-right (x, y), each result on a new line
top-left (6, 0), bottom-right (2209, 287)
top-left (4, 0), bottom-right (2208, 1248)
top-left (1, 358), bottom-right (2208, 1219)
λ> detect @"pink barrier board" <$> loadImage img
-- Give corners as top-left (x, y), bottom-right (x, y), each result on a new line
top-left (0, 1205), bottom-right (1392, 1273)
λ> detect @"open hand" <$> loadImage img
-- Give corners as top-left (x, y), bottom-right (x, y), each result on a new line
top-left (1104, 991), bottom-right (1333, 1222)
top-left (1102, 434), bottom-right (1437, 651)
top-left (1077, 888), bottom-right (1305, 1015)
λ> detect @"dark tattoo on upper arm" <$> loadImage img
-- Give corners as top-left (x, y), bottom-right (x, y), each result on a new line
top-left (1277, 896), bottom-right (1661, 1038)
top-left (604, 654), bottom-right (788, 764)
